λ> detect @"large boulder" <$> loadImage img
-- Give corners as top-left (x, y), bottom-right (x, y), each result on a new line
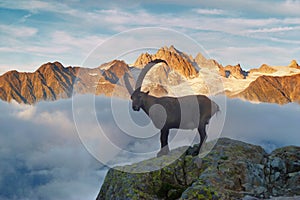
top-left (97, 138), bottom-right (300, 200)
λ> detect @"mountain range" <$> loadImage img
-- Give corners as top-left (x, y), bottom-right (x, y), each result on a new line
top-left (1, 46), bottom-right (300, 105)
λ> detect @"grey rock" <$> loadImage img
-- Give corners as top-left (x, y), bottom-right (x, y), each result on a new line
top-left (97, 138), bottom-right (300, 200)
top-left (243, 195), bottom-right (259, 200)
top-left (270, 157), bottom-right (286, 173)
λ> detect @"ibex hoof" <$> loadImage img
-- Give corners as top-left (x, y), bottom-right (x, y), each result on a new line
top-left (157, 147), bottom-right (170, 157)
top-left (191, 151), bottom-right (200, 157)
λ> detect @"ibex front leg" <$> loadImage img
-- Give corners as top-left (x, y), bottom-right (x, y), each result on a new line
top-left (194, 123), bottom-right (207, 156)
top-left (157, 127), bottom-right (170, 157)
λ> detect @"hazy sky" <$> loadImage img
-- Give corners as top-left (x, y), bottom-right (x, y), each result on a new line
top-left (1, 0), bottom-right (300, 74)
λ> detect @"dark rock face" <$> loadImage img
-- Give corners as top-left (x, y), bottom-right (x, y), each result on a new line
top-left (98, 138), bottom-right (300, 200)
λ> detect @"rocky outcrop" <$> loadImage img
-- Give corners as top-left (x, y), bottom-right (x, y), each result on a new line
top-left (235, 74), bottom-right (300, 104)
top-left (97, 138), bottom-right (300, 200)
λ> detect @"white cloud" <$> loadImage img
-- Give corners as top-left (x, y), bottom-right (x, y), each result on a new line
top-left (0, 94), bottom-right (300, 199)
top-left (50, 8), bottom-right (300, 48)
top-left (194, 8), bottom-right (225, 15)
top-left (221, 98), bottom-right (300, 152)
top-left (246, 26), bottom-right (299, 33)
top-left (208, 46), bottom-right (299, 68)
top-left (0, 24), bottom-right (38, 38)
top-left (0, 1), bottom-right (77, 15)
top-left (0, 30), bottom-right (104, 57)
top-left (173, 0), bottom-right (300, 17)
top-left (12, 102), bottom-right (37, 120)
top-left (51, 31), bottom-right (105, 53)
top-left (0, 1), bottom-right (51, 11)
top-left (280, 0), bottom-right (300, 15)
top-left (0, 98), bottom-right (104, 200)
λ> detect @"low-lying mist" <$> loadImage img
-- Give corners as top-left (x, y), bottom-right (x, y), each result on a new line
top-left (0, 96), bottom-right (299, 199)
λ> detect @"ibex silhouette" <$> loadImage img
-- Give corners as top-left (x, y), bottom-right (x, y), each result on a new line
top-left (124, 59), bottom-right (219, 157)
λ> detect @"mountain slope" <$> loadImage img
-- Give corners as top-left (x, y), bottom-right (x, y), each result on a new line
top-left (0, 60), bottom-right (130, 104)
top-left (75, 60), bottom-right (130, 97)
top-left (235, 74), bottom-right (300, 104)
top-left (0, 62), bottom-right (77, 104)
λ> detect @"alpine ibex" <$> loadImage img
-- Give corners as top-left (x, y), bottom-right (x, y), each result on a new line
top-left (124, 59), bottom-right (220, 157)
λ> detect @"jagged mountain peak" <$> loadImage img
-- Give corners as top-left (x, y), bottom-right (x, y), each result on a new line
top-left (100, 60), bottom-right (129, 84)
top-left (194, 53), bottom-right (222, 71)
top-left (249, 64), bottom-right (277, 74)
top-left (219, 63), bottom-right (248, 79)
top-left (36, 61), bottom-right (65, 73)
top-left (160, 45), bottom-right (195, 64)
top-left (99, 60), bottom-right (127, 70)
top-left (134, 46), bottom-right (198, 78)
top-left (194, 52), bottom-right (207, 62)
top-left (161, 45), bottom-right (180, 53)
top-left (2, 69), bottom-right (20, 76)
top-left (288, 59), bottom-right (299, 69)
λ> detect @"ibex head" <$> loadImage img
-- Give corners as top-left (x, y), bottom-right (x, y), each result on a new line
top-left (124, 59), bottom-right (168, 111)
top-left (130, 87), bottom-right (149, 111)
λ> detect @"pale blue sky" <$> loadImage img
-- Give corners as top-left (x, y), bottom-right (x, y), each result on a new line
top-left (1, 0), bottom-right (300, 74)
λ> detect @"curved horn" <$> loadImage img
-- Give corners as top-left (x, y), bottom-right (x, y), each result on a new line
top-left (124, 72), bottom-right (134, 95)
top-left (135, 59), bottom-right (168, 91)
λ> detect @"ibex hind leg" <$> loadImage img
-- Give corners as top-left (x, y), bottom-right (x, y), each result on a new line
top-left (192, 123), bottom-right (207, 157)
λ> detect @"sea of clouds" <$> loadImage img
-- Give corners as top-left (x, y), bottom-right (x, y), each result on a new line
top-left (0, 96), bottom-right (299, 199)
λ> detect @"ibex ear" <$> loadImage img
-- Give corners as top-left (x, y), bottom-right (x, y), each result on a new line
top-left (146, 91), bottom-right (150, 94)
